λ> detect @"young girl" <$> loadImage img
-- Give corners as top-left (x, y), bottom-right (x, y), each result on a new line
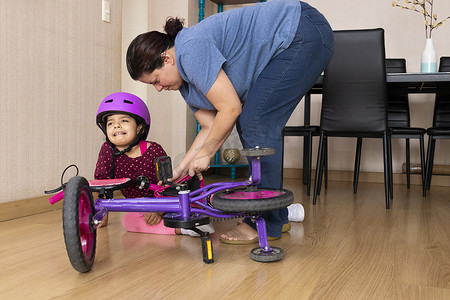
top-left (94, 92), bottom-right (214, 236)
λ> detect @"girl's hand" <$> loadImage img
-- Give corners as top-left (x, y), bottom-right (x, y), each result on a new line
top-left (144, 212), bottom-right (163, 225)
top-left (97, 213), bottom-right (109, 228)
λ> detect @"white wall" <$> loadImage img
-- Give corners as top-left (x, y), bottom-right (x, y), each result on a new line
top-left (122, 0), bottom-right (149, 101)
top-left (0, 0), bottom-right (122, 203)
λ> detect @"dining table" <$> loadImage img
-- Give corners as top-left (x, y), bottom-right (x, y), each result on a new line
top-left (299, 71), bottom-right (450, 185)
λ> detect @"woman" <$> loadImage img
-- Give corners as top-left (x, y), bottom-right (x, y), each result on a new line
top-left (126, 0), bottom-right (333, 243)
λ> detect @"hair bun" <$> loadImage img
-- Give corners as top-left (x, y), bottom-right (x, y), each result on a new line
top-left (164, 17), bottom-right (184, 39)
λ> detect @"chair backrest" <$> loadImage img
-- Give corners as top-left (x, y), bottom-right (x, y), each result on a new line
top-left (386, 58), bottom-right (410, 128)
top-left (320, 29), bottom-right (388, 134)
top-left (433, 57), bottom-right (450, 127)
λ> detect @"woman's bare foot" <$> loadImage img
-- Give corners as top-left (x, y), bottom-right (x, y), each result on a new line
top-left (219, 222), bottom-right (259, 244)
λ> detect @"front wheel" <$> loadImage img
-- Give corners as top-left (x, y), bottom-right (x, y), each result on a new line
top-left (62, 176), bottom-right (96, 273)
top-left (211, 188), bottom-right (294, 212)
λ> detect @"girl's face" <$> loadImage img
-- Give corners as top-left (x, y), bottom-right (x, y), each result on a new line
top-left (138, 52), bottom-right (183, 92)
top-left (106, 114), bottom-right (142, 151)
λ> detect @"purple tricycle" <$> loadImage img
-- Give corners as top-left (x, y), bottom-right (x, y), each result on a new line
top-left (46, 147), bottom-right (293, 273)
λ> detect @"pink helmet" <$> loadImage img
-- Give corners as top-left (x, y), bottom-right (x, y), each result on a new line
top-left (96, 92), bottom-right (150, 140)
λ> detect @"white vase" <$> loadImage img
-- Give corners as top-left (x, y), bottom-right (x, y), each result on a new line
top-left (421, 38), bottom-right (437, 73)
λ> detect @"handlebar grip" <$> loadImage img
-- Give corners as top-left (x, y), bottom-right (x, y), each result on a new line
top-left (148, 183), bottom-right (162, 192)
top-left (49, 190), bottom-right (64, 205)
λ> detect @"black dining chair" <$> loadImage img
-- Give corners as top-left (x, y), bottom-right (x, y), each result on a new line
top-left (353, 59), bottom-right (426, 194)
top-left (282, 125), bottom-right (326, 196)
top-left (313, 28), bottom-right (393, 209)
top-left (424, 56), bottom-right (450, 195)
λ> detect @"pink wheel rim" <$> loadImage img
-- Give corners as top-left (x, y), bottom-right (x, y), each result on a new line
top-left (220, 190), bottom-right (284, 200)
top-left (78, 188), bottom-right (94, 259)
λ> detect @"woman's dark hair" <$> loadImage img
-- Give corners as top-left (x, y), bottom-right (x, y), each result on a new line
top-left (127, 17), bottom-right (184, 80)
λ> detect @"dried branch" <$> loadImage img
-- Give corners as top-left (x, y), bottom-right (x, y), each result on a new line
top-left (392, 0), bottom-right (449, 38)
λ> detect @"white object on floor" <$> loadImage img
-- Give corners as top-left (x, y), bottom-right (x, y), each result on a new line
top-left (288, 203), bottom-right (305, 222)
top-left (181, 224), bottom-right (215, 237)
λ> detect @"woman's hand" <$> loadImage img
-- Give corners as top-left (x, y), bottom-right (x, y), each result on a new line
top-left (170, 164), bottom-right (189, 183)
top-left (144, 212), bottom-right (163, 225)
top-left (188, 148), bottom-right (211, 179)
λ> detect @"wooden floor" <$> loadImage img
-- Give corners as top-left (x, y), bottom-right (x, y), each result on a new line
top-left (1, 177), bottom-right (449, 299)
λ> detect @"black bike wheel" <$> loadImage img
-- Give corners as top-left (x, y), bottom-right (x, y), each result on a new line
top-left (62, 176), bottom-right (96, 273)
top-left (211, 188), bottom-right (294, 212)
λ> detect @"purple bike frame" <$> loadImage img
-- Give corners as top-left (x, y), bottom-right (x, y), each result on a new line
top-left (93, 179), bottom-right (249, 219)
top-left (93, 155), bottom-right (262, 218)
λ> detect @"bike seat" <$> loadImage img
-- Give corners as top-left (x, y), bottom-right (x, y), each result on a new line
top-left (89, 178), bottom-right (131, 188)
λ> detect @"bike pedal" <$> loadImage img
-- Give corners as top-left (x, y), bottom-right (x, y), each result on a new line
top-left (201, 235), bottom-right (214, 264)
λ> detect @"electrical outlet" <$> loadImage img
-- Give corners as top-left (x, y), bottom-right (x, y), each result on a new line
top-left (102, 0), bottom-right (110, 22)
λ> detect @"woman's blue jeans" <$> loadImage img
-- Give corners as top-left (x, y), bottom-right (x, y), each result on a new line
top-left (237, 2), bottom-right (334, 237)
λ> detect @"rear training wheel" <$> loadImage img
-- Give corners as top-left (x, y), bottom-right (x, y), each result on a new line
top-left (241, 147), bottom-right (275, 157)
top-left (211, 188), bottom-right (294, 212)
top-left (250, 247), bottom-right (284, 262)
top-left (63, 176), bottom-right (96, 273)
